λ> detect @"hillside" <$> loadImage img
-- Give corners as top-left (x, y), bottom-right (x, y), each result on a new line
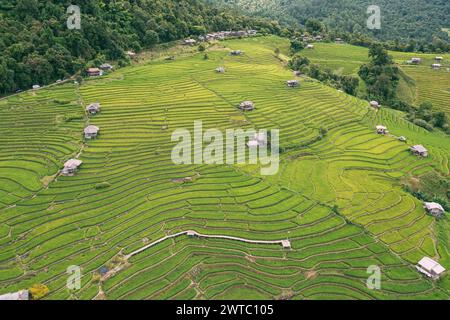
top-left (300, 43), bottom-right (450, 116)
top-left (0, 36), bottom-right (449, 299)
top-left (210, 0), bottom-right (450, 45)
top-left (0, 0), bottom-right (282, 94)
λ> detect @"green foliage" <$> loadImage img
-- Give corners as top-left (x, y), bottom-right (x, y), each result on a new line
top-left (359, 44), bottom-right (399, 103)
top-left (290, 39), bottom-right (304, 53)
top-left (95, 182), bottom-right (111, 190)
top-left (0, 0), bottom-right (286, 94)
top-left (210, 0), bottom-right (450, 51)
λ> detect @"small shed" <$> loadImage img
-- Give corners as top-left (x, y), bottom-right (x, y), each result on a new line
top-left (376, 125), bottom-right (388, 134)
top-left (187, 230), bottom-right (198, 237)
top-left (335, 38), bottom-right (344, 44)
top-left (32, 85), bottom-right (40, 90)
top-left (410, 145), bottom-right (428, 157)
top-left (184, 39), bottom-right (197, 46)
top-left (126, 51), bottom-right (136, 58)
top-left (99, 63), bottom-right (113, 71)
top-left (87, 68), bottom-right (102, 77)
top-left (398, 136), bottom-right (407, 142)
top-left (215, 67), bottom-right (225, 73)
top-left (370, 101), bottom-right (380, 109)
top-left (239, 101), bottom-right (255, 111)
top-left (306, 44), bottom-right (314, 49)
top-left (86, 103), bottom-right (101, 115)
top-left (424, 202), bottom-right (445, 217)
top-left (411, 57), bottom-right (422, 64)
top-left (432, 63), bottom-right (441, 70)
top-left (62, 159), bottom-right (82, 175)
top-left (281, 240), bottom-right (291, 249)
top-left (416, 257), bottom-right (446, 279)
top-left (286, 80), bottom-right (300, 88)
top-left (0, 290), bottom-right (29, 301)
top-left (435, 56), bottom-right (443, 62)
top-left (230, 50), bottom-right (243, 56)
top-left (84, 125), bottom-right (100, 139)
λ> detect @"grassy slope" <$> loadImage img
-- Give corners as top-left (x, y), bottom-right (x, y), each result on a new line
top-left (301, 42), bottom-right (450, 115)
top-left (0, 36), bottom-right (448, 300)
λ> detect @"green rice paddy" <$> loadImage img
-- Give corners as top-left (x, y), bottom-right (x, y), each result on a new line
top-left (0, 36), bottom-right (448, 300)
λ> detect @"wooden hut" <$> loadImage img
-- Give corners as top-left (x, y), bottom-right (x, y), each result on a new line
top-left (87, 68), bottom-right (102, 77)
top-left (432, 63), bottom-right (441, 70)
top-left (62, 159), bottom-right (82, 175)
top-left (230, 50), bottom-right (243, 56)
top-left (215, 67), bottom-right (225, 73)
top-left (370, 101), bottom-right (380, 109)
top-left (410, 145), bottom-right (428, 157)
top-left (86, 103), bottom-right (101, 115)
top-left (84, 125), bottom-right (100, 139)
top-left (238, 101), bottom-right (255, 111)
top-left (376, 125), bottom-right (388, 134)
top-left (424, 202), bottom-right (445, 217)
top-left (416, 257), bottom-right (446, 279)
top-left (286, 80), bottom-right (300, 88)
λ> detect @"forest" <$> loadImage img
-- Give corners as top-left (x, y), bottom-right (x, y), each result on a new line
top-left (210, 0), bottom-right (450, 50)
top-left (0, 0), bottom-right (284, 94)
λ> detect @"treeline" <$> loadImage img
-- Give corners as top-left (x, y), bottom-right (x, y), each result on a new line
top-left (0, 0), bottom-right (286, 94)
top-left (210, 0), bottom-right (450, 52)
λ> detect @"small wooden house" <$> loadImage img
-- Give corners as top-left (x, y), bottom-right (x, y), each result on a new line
top-left (376, 125), bottom-right (388, 134)
top-left (184, 39), bottom-right (197, 46)
top-left (410, 145), bottom-right (428, 157)
top-left (239, 101), bottom-right (255, 111)
top-left (424, 202), bottom-right (445, 217)
top-left (126, 51), bottom-right (136, 58)
top-left (230, 50), bottom-right (243, 56)
top-left (335, 38), bottom-right (344, 44)
top-left (398, 136), bottom-right (407, 142)
top-left (293, 71), bottom-right (302, 77)
top-left (86, 103), bottom-right (101, 115)
top-left (435, 56), bottom-right (443, 62)
top-left (370, 101), bottom-right (380, 109)
top-left (32, 84), bottom-right (40, 90)
top-left (99, 63), bottom-right (113, 71)
top-left (306, 44), bottom-right (314, 49)
top-left (286, 80), bottom-right (300, 88)
top-left (187, 230), bottom-right (198, 237)
top-left (314, 35), bottom-right (323, 41)
top-left (281, 240), bottom-right (291, 249)
top-left (432, 63), bottom-right (441, 70)
top-left (411, 57), bottom-right (422, 64)
top-left (416, 257), bottom-right (446, 279)
top-left (62, 159), bottom-right (82, 175)
top-left (84, 125), bottom-right (100, 139)
top-left (215, 67), bottom-right (225, 73)
top-left (87, 68), bottom-right (102, 77)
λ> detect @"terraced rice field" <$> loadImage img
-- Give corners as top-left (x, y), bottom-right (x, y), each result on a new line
top-left (302, 43), bottom-right (450, 116)
top-left (0, 36), bottom-right (448, 300)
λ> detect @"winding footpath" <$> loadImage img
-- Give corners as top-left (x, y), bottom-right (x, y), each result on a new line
top-left (125, 230), bottom-right (291, 260)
